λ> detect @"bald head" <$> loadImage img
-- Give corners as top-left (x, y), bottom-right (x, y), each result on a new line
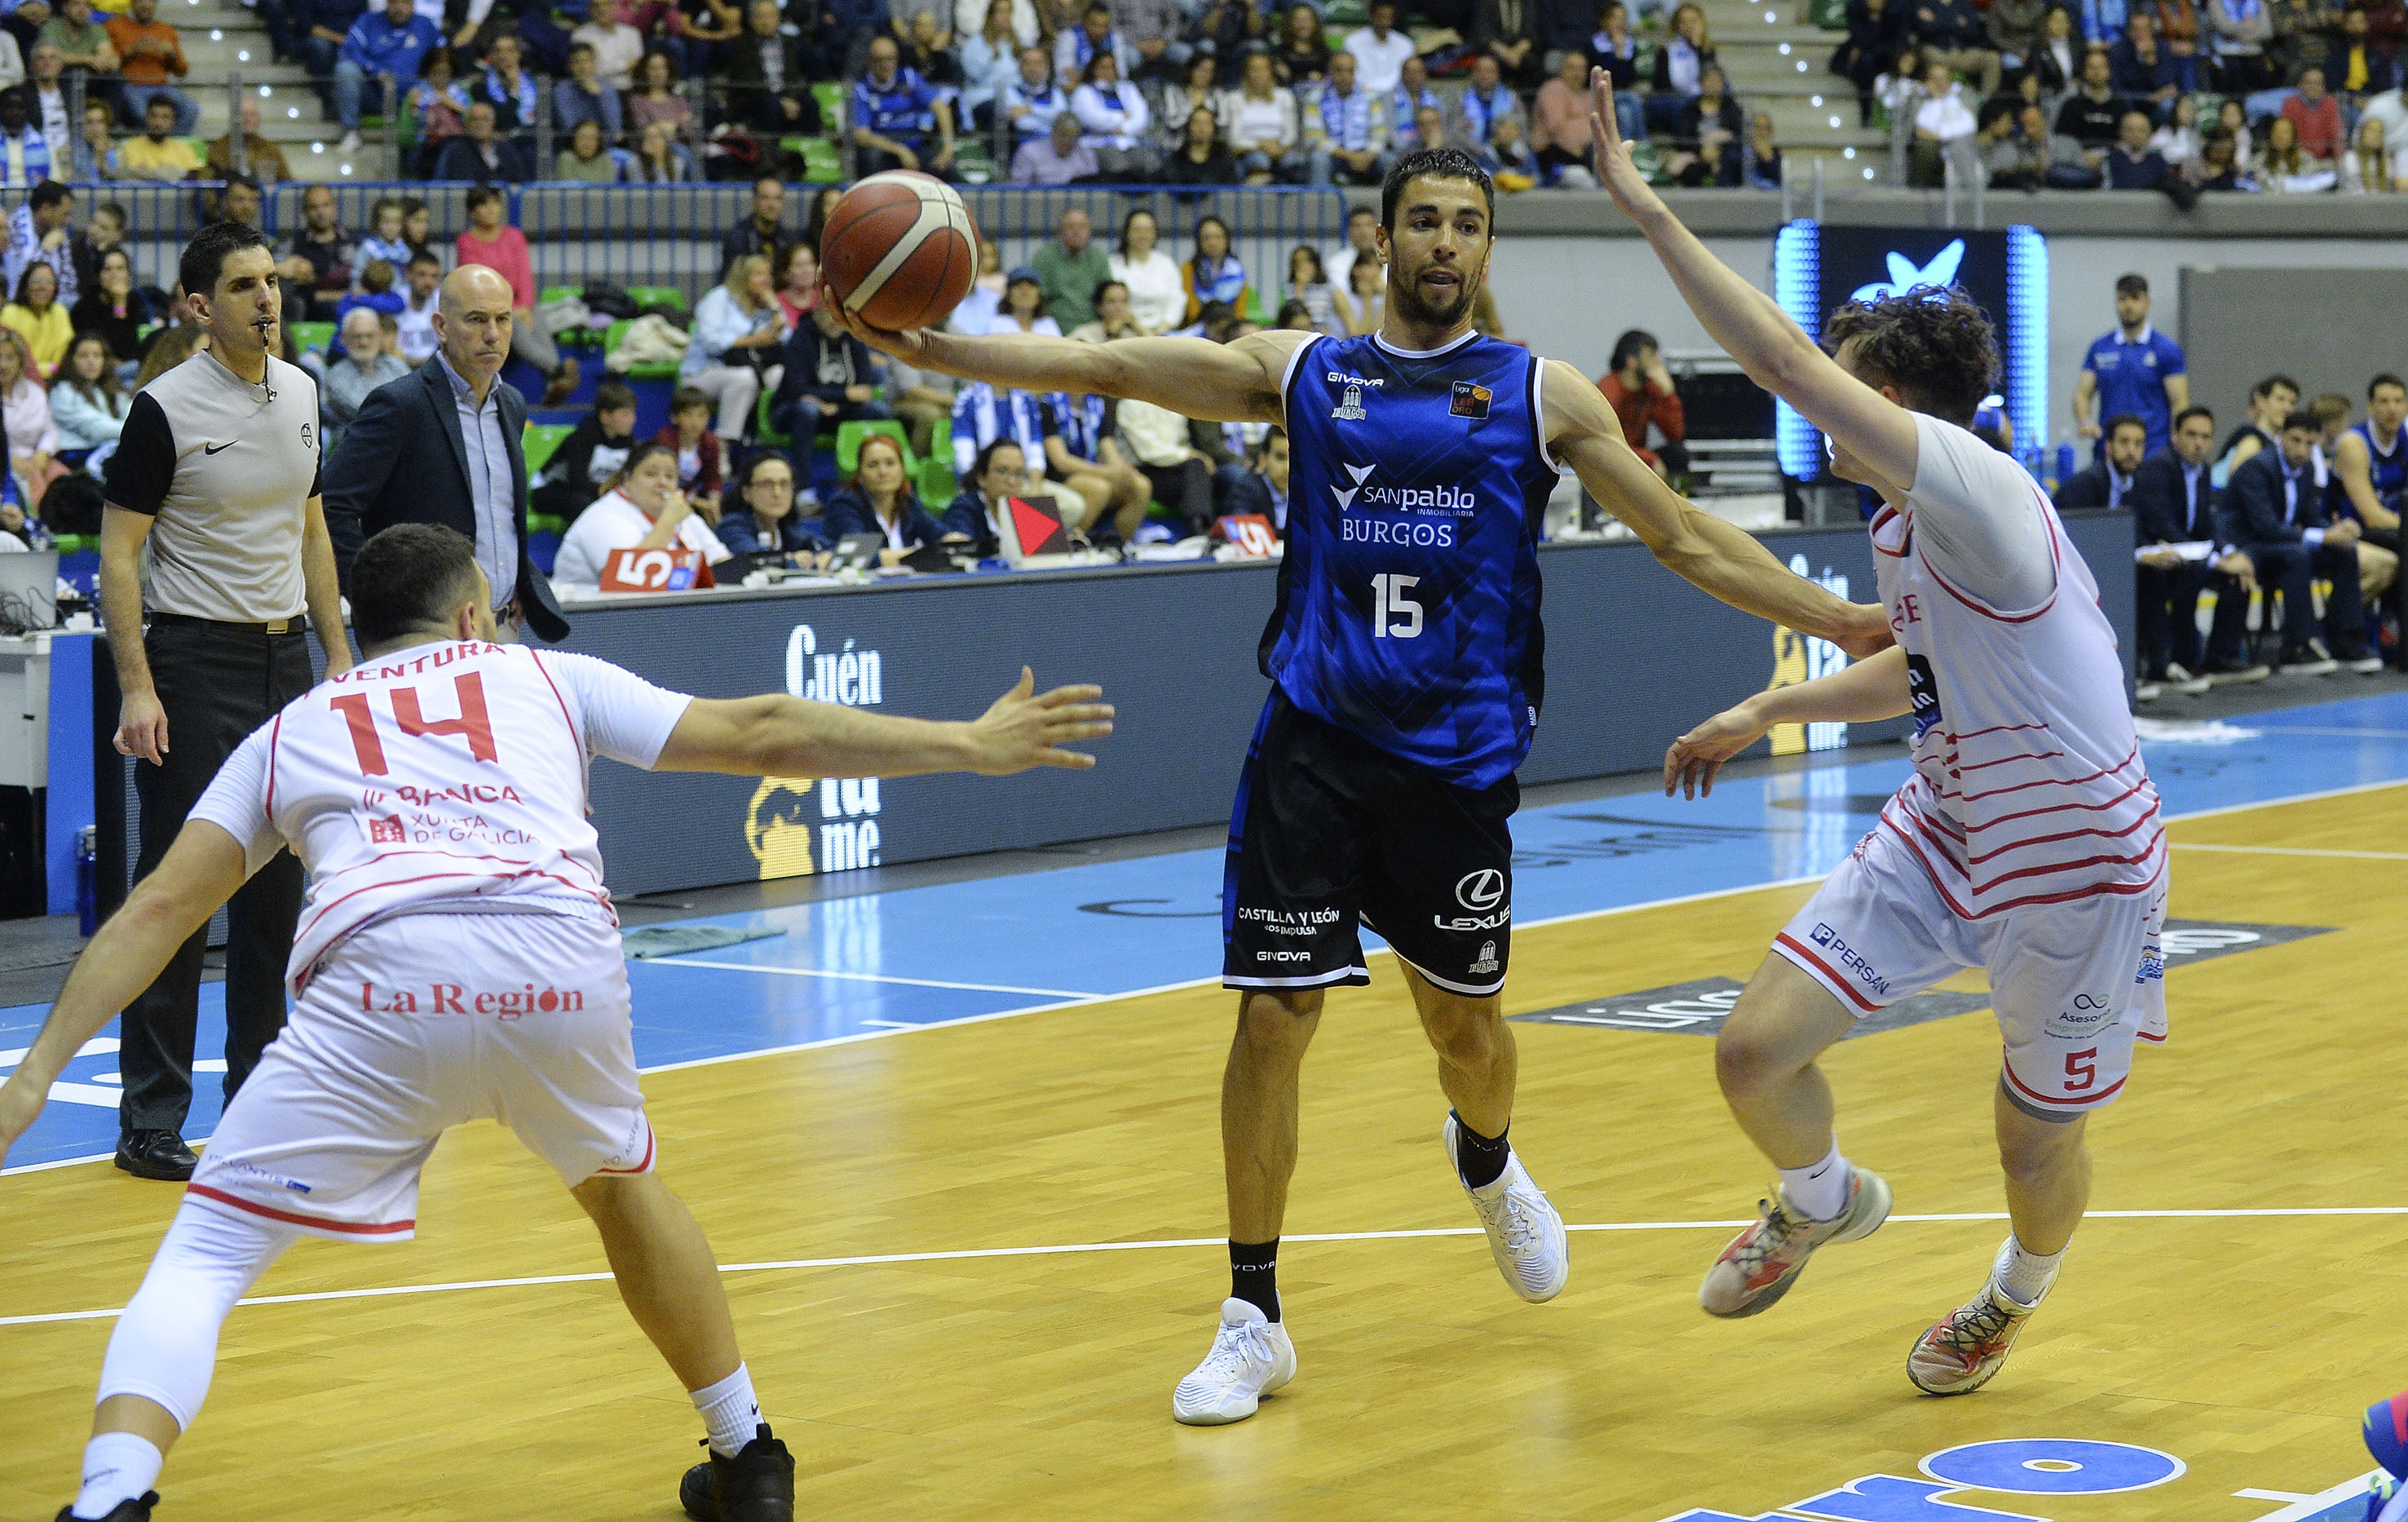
top-left (434, 265), bottom-right (515, 391)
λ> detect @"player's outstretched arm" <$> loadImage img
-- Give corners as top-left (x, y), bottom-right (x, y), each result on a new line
top-left (828, 297), bottom-right (1302, 426)
top-left (1584, 69), bottom-right (1920, 496)
top-left (656, 667), bottom-right (1113, 780)
top-left (1664, 646), bottom-right (1912, 799)
top-left (0, 823), bottom-right (251, 1166)
top-left (1547, 362), bottom-right (1893, 657)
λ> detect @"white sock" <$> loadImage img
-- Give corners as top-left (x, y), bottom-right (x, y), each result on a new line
top-left (1994, 1234), bottom-right (2066, 1307)
top-left (73, 1431), bottom-right (163, 1520)
top-left (1777, 1139), bottom-right (1851, 1222)
top-left (690, 1362), bottom-right (762, 1458)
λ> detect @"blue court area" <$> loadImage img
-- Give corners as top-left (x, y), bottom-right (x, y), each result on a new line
top-left (7, 692), bottom-right (2408, 1171)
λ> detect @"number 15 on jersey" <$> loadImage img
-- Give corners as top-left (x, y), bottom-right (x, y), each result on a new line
top-left (1370, 573), bottom-right (1422, 639)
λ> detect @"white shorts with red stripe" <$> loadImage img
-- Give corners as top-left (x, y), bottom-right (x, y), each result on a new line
top-left (1772, 822), bottom-right (2168, 1122)
top-left (186, 909), bottom-right (652, 1243)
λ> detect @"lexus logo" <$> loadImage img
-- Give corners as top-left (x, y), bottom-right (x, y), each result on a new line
top-left (1456, 869), bottom-right (1504, 912)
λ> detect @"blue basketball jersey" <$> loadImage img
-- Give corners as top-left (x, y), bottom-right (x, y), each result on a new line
top-left (2356, 418), bottom-right (2406, 512)
top-left (1265, 330), bottom-right (1565, 790)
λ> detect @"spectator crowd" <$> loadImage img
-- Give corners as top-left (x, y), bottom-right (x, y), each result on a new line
top-left (1835, 0), bottom-right (2408, 191)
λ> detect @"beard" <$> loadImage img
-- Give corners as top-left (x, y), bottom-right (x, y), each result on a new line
top-left (1386, 262), bottom-right (1478, 329)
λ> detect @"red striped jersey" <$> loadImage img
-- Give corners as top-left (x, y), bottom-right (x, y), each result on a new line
top-left (1870, 416), bottom-right (2164, 921)
top-left (188, 640), bottom-right (694, 993)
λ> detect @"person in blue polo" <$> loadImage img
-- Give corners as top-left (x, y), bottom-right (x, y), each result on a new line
top-left (852, 33), bottom-right (956, 177)
top-left (2074, 272), bottom-right (2188, 459)
top-left (334, 0), bottom-right (441, 152)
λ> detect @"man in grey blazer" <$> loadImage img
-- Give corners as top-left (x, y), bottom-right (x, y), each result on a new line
top-left (323, 265), bottom-right (571, 644)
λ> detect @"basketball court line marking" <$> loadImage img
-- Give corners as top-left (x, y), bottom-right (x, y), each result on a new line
top-left (647, 959), bottom-right (1098, 1000)
top-left (6, 1206), bottom-right (2406, 1330)
top-left (7, 774), bottom-right (2405, 1179)
top-left (2168, 843), bottom-right (2408, 861)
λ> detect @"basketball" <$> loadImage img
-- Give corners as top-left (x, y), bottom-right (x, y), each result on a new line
top-left (820, 172), bottom-right (980, 332)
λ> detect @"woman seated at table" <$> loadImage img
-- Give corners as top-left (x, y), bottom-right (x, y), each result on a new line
top-left (823, 432), bottom-right (950, 565)
top-left (716, 449), bottom-right (833, 566)
top-left (553, 441), bottom-right (734, 587)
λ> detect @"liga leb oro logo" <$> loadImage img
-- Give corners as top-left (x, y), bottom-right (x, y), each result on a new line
top-left (1449, 380), bottom-right (1491, 420)
top-left (745, 776), bottom-right (816, 878)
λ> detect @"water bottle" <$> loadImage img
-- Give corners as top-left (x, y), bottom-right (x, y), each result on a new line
top-left (2052, 436), bottom-right (2077, 493)
top-left (76, 825), bottom-right (97, 937)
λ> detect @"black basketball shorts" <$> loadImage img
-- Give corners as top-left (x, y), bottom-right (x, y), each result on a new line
top-left (1222, 690), bottom-right (1518, 996)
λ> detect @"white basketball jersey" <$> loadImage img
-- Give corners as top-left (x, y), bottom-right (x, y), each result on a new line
top-left (190, 640), bottom-right (693, 993)
top-left (1868, 418), bottom-right (2165, 920)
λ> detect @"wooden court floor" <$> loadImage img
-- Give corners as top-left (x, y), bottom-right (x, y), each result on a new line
top-left (2, 784), bottom-right (2404, 1520)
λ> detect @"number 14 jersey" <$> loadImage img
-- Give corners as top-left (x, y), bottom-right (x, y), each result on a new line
top-left (1269, 330), bottom-right (1566, 791)
top-left (189, 641), bottom-right (695, 995)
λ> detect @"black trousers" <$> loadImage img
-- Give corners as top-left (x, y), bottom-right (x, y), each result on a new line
top-left (2136, 560), bottom-right (2249, 675)
top-left (2245, 539), bottom-right (2365, 653)
top-left (119, 620), bottom-right (315, 1136)
top-left (2366, 521), bottom-right (2404, 666)
top-left (1138, 458), bottom-right (1215, 535)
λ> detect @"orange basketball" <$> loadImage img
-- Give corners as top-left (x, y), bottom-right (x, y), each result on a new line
top-left (820, 172), bottom-right (981, 331)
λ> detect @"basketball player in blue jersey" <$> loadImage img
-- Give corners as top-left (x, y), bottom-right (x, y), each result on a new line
top-left (2330, 374), bottom-right (2406, 670)
top-left (831, 148), bottom-right (1889, 1426)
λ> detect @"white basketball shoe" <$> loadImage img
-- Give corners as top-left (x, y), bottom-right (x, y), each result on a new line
top-left (1443, 1114), bottom-right (1570, 1303)
top-left (1172, 1298), bottom-right (1297, 1426)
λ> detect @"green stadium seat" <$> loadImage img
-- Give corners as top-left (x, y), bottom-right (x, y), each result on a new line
top-left (540, 285), bottom-right (578, 305)
top-left (626, 285), bottom-right (687, 314)
top-left (754, 387), bottom-right (791, 447)
top-left (1807, 0), bottom-right (1847, 27)
top-left (603, 318), bottom-right (683, 382)
top-left (526, 513), bottom-right (568, 537)
top-left (835, 419), bottom-right (913, 476)
top-left (928, 417), bottom-right (952, 470)
top-left (522, 423), bottom-right (575, 476)
top-left (288, 320), bottom-right (335, 354)
top-left (811, 82), bottom-right (846, 131)
top-left (798, 136), bottom-right (844, 183)
top-left (916, 455), bottom-right (955, 504)
top-left (48, 533), bottom-right (98, 553)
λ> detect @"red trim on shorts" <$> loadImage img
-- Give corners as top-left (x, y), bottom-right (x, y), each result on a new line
top-left (2135, 1029), bottom-right (2167, 1044)
top-left (593, 1126), bottom-right (656, 1175)
top-left (1772, 932), bottom-right (1883, 1013)
top-left (186, 1183), bottom-right (415, 1235)
top-left (2002, 1056), bottom-right (2125, 1108)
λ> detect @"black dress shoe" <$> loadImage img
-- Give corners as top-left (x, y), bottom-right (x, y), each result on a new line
top-left (55, 1490), bottom-right (158, 1520)
top-left (114, 1131), bottom-right (197, 1181)
top-left (678, 1425), bottom-right (794, 1522)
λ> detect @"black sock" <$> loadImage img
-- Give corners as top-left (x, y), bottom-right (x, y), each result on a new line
top-left (1451, 1110), bottom-right (1511, 1191)
top-left (1229, 1238), bottom-right (1279, 1322)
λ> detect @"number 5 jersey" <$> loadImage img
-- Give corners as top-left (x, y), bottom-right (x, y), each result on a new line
top-left (1267, 330), bottom-right (1567, 791)
top-left (188, 642), bottom-right (696, 994)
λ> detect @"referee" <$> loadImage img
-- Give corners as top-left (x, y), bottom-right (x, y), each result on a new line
top-left (97, 220), bottom-right (356, 1180)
